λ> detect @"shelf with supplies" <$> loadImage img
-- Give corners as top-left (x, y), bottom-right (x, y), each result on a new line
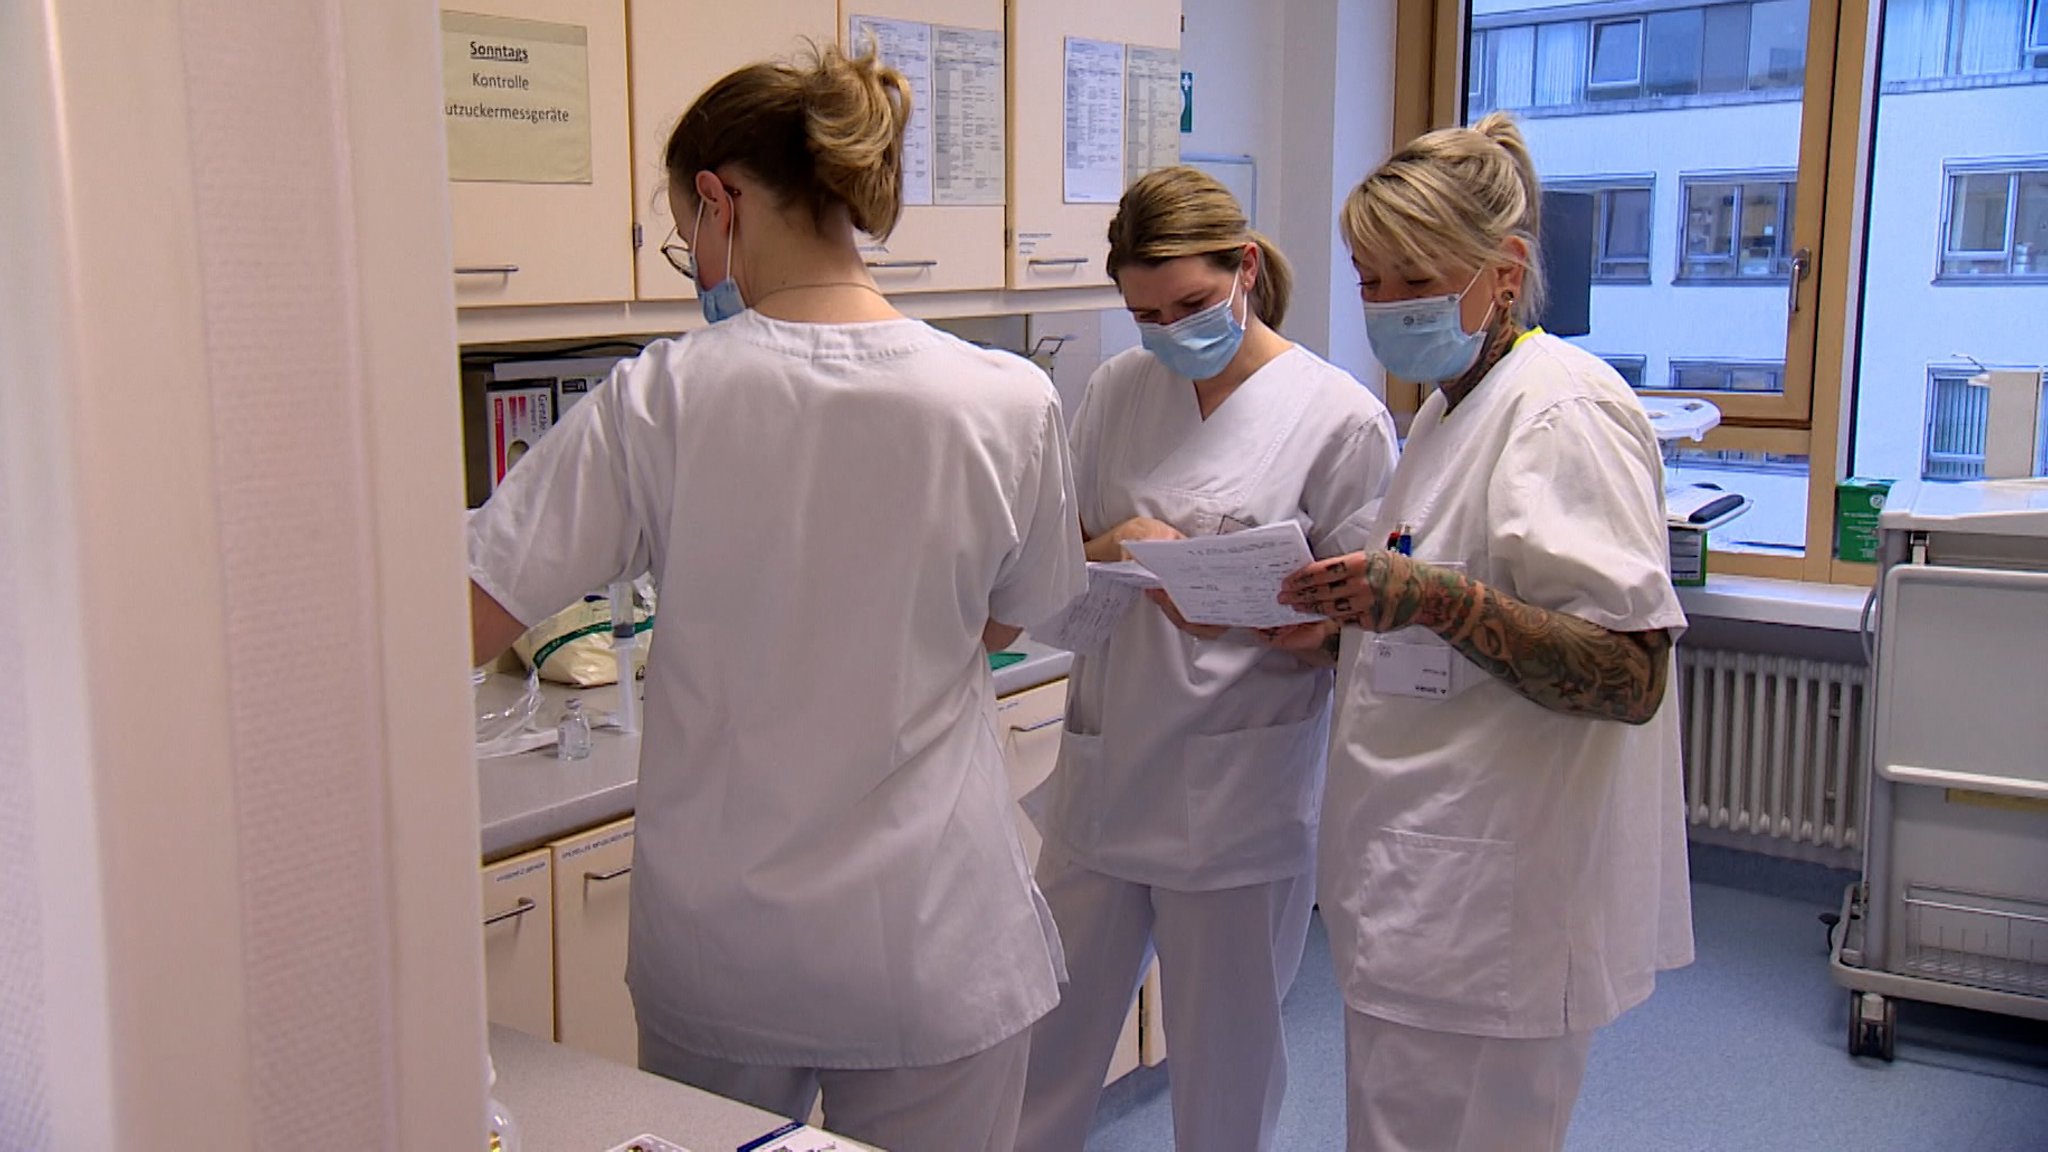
top-left (456, 284), bottom-right (1125, 346)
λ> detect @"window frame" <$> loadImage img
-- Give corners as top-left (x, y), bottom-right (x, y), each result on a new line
top-left (1677, 171), bottom-right (1799, 282)
top-left (2031, 0), bottom-right (2048, 54)
top-left (1589, 17), bottom-right (1648, 93)
top-left (1551, 176), bottom-right (1659, 282)
top-left (1599, 353), bottom-right (1650, 386)
top-left (1414, 0), bottom-right (1858, 582)
top-left (1669, 357), bottom-right (1790, 392)
top-left (1934, 160), bottom-right (2048, 281)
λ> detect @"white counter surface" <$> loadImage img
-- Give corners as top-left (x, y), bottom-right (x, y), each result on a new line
top-left (479, 640), bottom-right (1073, 859)
top-left (489, 1025), bottom-right (878, 1152)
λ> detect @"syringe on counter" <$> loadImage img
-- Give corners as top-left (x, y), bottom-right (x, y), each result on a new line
top-left (609, 579), bottom-right (641, 736)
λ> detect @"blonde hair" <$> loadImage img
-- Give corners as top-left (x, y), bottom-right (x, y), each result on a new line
top-left (1340, 111), bottom-right (1545, 324)
top-left (1106, 166), bottom-right (1294, 329)
top-left (664, 42), bottom-right (912, 239)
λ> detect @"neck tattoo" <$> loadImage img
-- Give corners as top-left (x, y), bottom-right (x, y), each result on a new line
top-left (1440, 318), bottom-right (1523, 415)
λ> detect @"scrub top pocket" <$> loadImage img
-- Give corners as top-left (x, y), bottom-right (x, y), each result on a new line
top-left (1180, 711), bottom-right (1328, 885)
top-left (1347, 828), bottom-right (1516, 1019)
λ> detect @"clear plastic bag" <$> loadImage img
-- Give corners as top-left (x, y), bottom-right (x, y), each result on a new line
top-left (474, 666), bottom-right (547, 759)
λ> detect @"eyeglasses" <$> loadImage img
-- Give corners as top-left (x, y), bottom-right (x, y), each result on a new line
top-left (660, 226), bottom-right (694, 278)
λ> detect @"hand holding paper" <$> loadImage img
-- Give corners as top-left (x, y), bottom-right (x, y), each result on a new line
top-left (1122, 522), bottom-right (1328, 630)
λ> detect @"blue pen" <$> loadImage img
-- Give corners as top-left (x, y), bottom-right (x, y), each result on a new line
top-left (1395, 524), bottom-right (1413, 557)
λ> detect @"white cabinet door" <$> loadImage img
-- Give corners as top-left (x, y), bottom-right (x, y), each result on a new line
top-left (481, 849), bottom-right (556, 1040)
top-left (1006, 0), bottom-right (1181, 288)
top-left (996, 677), bottom-right (1068, 869)
top-left (550, 817), bottom-right (639, 1065)
top-left (627, 0), bottom-right (839, 302)
top-left (445, 0), bottom-right (635, 306)
top-left (839, 0), bottom-right (1008, 292)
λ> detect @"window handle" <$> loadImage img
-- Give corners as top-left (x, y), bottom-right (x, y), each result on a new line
top-left (1786, 247), bottom-right (1811, 315)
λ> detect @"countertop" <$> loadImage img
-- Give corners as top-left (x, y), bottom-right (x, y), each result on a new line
top-left (479, 639), bottom-right (1073, 859)
top-left (489, 1024), bottom-right (877, 1152)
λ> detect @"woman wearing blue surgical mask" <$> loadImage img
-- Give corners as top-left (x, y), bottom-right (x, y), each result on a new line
top-left (1272, 112), bottom-right (1693, 1152)
top-left (1017, 167), bottom-right (1397, 1152)
top-left (467, 45), bottom-right (1089, 1152)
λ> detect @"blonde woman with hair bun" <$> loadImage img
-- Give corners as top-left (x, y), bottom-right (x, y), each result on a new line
top-left (466, 44), bottom-right (1088, 1151)
top-left (1271, 112), bottom-right (1695, 1151)
top-left (1015, 165), bottom-right (1397, 1152)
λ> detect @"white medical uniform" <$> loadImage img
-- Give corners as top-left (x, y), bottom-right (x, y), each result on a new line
top-left (469, 312), bottom-right (1087, 1151)
top-left (1318, 332), bottom-right (1694, 1152)
top-left (1018, 345), bottom-right (1397, 1152)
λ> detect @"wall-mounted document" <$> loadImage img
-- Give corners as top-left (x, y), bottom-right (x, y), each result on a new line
top-left (1124, 45), bottom-right (1183, 188)
top-left (851, 16), bottom-right (935, 206)
top-left (1063, 37), bottom-right (1126, 205)
top-left (932, 27), bottom-right (1005, 206)
top-left (442, 10), bottom-right (592, 184)
top-left (1122, 522), bottom-right (1326, 629)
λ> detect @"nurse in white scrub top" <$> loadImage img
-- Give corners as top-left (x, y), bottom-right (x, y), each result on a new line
top-left (1277, 113), bottom-right (1695, 1152)
top-left (1017, 166), bottom-right (1398, 1152)
top-left (467, 46), bottom-right (1087, 1152)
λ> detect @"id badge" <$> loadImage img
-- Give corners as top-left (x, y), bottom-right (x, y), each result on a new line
top-left (1369, 638), bottom-right (1455, 699)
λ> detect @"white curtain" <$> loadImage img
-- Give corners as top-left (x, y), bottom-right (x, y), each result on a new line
top-left (1536, 23), bottom-right (1589, 105)
top-left (1956, 0), bottom-right (2024, 73)
top-left (1493, 25), bottom-right (1537, 108)
top-left (1882, 0), bottom-right (1952, 80)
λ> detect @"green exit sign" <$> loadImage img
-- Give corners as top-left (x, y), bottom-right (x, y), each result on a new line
top-left (1180, 70), bottom-right (1194, 133)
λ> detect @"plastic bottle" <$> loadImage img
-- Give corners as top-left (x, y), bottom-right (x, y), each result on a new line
top-left (556, 698), bottom-right (592, 761)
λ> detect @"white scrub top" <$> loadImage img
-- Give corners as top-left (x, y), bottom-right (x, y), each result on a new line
top-left (469, 311), bottom-right (1088, 1068)
top-left (1320, 332), bottom-right (1694, 1040)
top-left (1044, 345), bottom-right (1399, 890)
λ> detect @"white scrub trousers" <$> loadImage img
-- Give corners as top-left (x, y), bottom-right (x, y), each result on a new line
top-left (1016, 847), bottom-right (1315, 1152)
top-left (1343, 1010), bottom-right (1593, 1152)
top-left (637, 1022), bottom-right (1031, 1152)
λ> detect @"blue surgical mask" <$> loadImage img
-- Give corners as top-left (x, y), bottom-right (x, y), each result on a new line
top-left (1139, 279), bottom-right (1245, 381)
top-left (690, 196), bottom-right (747, 325)
top-left (1361, 268), bottom-right (1493, 383)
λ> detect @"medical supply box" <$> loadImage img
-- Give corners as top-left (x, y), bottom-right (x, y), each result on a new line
top-left (1834, 477), bottom-right (1895, 564)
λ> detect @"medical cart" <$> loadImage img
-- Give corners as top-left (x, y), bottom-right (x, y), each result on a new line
top-left (1830, 479), bottom-right (2048, 1059)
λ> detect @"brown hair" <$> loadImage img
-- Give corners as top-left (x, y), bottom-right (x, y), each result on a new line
top-left (664, 42), bottom-right (912, 239)
top-left (1105, 165), bottom-right (1294, 329)
top-left (1339, 111), bottom-right (1546, 323)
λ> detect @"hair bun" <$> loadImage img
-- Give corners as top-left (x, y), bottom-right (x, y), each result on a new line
top-left (801, 43), bottom-right (913, 239)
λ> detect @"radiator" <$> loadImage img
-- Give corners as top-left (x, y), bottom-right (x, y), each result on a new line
top-left (1677, 648), bottom-right (1868, 851)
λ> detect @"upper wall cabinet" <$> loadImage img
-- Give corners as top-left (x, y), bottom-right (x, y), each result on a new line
top-left (1007, 0), bottom-right (1182, 290)
top-left (444, 0), bottom-right (636, 306)
top-left (839, 0), bottom-right (1008, 293)
top-left (628, 1), bottom-right (839, 303)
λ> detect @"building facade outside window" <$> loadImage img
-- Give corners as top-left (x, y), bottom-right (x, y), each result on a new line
top-left (1670, 358), bottom-right (1788, 391)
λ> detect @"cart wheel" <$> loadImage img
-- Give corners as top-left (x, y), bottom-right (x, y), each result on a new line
top-left (1847, 992), bottom-right (1898, 1061)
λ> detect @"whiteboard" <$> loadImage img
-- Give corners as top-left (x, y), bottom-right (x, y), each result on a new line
top-left (1183, 151), bottom-right (1258, 227)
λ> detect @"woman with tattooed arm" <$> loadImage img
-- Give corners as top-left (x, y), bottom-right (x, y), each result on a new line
top-left (1271, 112), bottom-right (1695, 1152)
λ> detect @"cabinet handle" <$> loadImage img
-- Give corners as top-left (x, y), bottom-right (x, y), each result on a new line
top-left (583, 865), bottom-right (632, 883)
top-left (1007, 715), bottom-right (1065, 734)
top-left (454, 265), bottom-right (521, 276)
top-left (1026, 257), bottom-right (1088, 267)
top-left (483, 896), bottom-right (537, 927)
top-left (865, 259), bottom-right (939, 270)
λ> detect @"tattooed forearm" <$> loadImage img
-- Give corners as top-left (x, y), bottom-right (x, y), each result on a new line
top-left (1344, 557), bottom-right (1671, 723)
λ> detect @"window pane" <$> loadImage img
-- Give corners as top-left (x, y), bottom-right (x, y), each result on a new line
top-left (1702, 5), bottom-right (1752, 92)
top-left (1469, 29), bottom-right (1488, 112)
top-left (1748, 0), bottom-right (1808, 88)
top-left (1855, 1), bottom-right (2048, 489)
top-left (1683, 182), bottom-right (1739, 274)
top-left (1646, 10), bottom-right (1705, 96)
top-left (2014, 171), bottom-right (2048, 271)
top-left (1472, 0), bottom-right (1811, 546)
top-left (1493, 26), bottom-right (1537, 108)
top-left (1535, 22), bottom-right (1588, 106)
top-left (1949, 173), bottom-right (2012, 253)
top-left (1956, 0), bottom-right (2025, 75)
top-left (1738, 184), bottom-right (1788, 274)
top-left (1591, 19), bottom-right (1643, 87)
top-left (2032, 0), bottom-right (2048, 50)
top-left (1669, 451), bottom-right (1812, 552)
top-left (1605, 188), bottom-right (1653, 259)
